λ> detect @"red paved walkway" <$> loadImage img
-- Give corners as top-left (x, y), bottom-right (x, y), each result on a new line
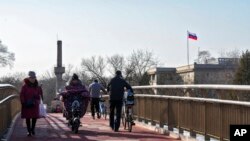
top-left (10, 113), bottom-right (179, 141)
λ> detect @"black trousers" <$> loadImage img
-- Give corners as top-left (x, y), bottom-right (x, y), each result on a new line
top-left (26, 118), bottom-right (37, 132)
top-left (91, 98), bottom-right (100, 116)
top-left (109, 100), bottom-right (123, 130)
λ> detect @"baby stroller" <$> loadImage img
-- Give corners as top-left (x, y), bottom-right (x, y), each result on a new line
top-left (60, 89), bottom-right (89, 133)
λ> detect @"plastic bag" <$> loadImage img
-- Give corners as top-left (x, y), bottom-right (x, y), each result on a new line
top-left (39, 99), bottom-right (47, 118)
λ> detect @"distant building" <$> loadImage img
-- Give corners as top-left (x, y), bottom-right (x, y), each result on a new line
top-left (147, 58), bottom-right (239, 85)
top-left (147, 67), bottom-right (179, 85)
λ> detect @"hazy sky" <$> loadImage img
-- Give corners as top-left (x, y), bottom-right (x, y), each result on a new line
top-left (0, 0), bottom-right (250, 77)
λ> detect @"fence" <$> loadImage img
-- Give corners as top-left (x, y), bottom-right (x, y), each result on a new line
top-left (0, 84), bottom-right (20, 138)
top-left (0, 84), bottom-right (17, 101)
top-left (132, 85), bottom-right (250, 141)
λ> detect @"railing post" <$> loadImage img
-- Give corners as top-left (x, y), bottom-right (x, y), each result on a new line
top-left (159, 98), bottom-right (163, 127)
top-left (220, 103), bottom-right (223, 141)
top-left (149, 97), bottom-right (152, 123)
top-left (190, 100), bottom-right (196, 138)
top-left (136, 96), bottom-right (139, 121)
top-left (167, 98), bottom-right (173, 131)
top-left (178, 99), bottom-right (184, 135)
top-left (204, 101), bottom-right (210, 141)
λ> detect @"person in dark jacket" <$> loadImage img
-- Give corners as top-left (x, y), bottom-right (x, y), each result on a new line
top-left (107, 70), bottom-right (133, 132)
top-left (20, 71), bottom-right (43, 136)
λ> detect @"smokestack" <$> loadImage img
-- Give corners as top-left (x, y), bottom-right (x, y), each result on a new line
top-left (54, 40), bottom-right (65, 94)
top-left (57, 40), bottom-right (62, 67)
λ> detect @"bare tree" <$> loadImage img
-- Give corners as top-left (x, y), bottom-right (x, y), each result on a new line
top-left (106, 54), bottom-right (135, 81)
top-left (42, 69), bottom-right (56, 79)
top-left (219, 48), bottom-right (241, 58)
top-left (81, 56), bottom-right (107, 86)
top-left (81, 50), bottom-right (158, 86)
top-left (0, 72), bottom-right (26, 90)
top-left (126, 49), bottom-right (158, 85)
top-left (40, 70), bottom-right (56, 106)
top-left (74, 67), bottom-right (92, 85)
top-left (0, 40), bottom-right (15, 68)
top-left (107, 54), bottom-right (125, 75)
top-left (123, 61), bottom-right (136, 81)
top-left (196, 50), bottom-right (216, 64)
top-left (63, 64), bottom-right (74, 82)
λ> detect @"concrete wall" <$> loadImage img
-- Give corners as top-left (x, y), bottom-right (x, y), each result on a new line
top-left (174, 64), bottom-right (238, 84)
top-left (194, 68), bottom-right (236, 84)
top-left (178, 72), bottom-right (195, 84)
top-left (148, 64), bottom-right (238, 85)
top-left (157, 73), bottom-right (174, 84)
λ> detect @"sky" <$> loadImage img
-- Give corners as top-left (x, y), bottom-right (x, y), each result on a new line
top-left (0, 0), bottom-right (250, 77)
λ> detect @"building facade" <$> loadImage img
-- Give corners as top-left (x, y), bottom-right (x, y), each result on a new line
top-left (147, 58), bottom-right (239, 85)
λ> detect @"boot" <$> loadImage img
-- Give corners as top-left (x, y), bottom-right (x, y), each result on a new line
top-left (26, 119), bottom-right (32, 136)
top-left (31, 118), bottom-right (37, 135)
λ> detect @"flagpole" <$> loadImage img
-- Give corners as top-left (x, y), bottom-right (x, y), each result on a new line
top-left (198, 46), bottom-right (200, 63)
top-left (187, 31), bottom-right (189, 67)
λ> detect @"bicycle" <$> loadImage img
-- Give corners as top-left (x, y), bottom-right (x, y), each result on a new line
top-left (122, 101), bottom-right (135, 132)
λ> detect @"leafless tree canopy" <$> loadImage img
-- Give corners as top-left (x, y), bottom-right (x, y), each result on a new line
top-left (106, 50), bottom-right (159, 85)
top-left (0, 41), bottom-right (15, 68)
top-left (219, 48), bottom-right (241, 58)
top-left (40, 70), bottom-right (56, 106)
top-left (107, 54), bottom-right (125, 75)
top-left (81, 56), bottom-right (107, 86)
top-left (80, 49), bottom-right (159, 86)
top-left (0, 72), bottom-right (26, 90)
top-left (196, 50), bottom-right (216, 64)
top-left (126, 49), bottom-right (158, 85)
top-left (129, 50), bottom-right (158, 77)
top-left (63, 64), bottom-right (74, 82)
top-left (74, 67), bottom-right (91, 85)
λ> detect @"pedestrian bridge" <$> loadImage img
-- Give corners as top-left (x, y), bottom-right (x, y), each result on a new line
top-left (1, 84), bottom-right (250, 141)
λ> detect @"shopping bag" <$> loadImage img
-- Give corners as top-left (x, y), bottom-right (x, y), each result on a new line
top-left (39, 99), bottom-right (47, 118)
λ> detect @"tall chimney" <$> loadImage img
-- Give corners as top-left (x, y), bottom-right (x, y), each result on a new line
top-left (54, 40), bottom-right (65, 94)
top-left (57, 40), bottom-right (62, 67)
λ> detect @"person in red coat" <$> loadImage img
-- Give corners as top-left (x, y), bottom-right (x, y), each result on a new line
top-left (20, 71), bottom-right (43, 136)
top-left (60, 74), bottom-right (90, 119)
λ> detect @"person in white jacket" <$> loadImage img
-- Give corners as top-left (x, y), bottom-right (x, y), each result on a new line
top-left (89, 79), bottom-right (107, 119)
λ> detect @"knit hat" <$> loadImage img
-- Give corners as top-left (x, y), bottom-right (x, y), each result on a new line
top-left (28, 71), bottom-right (36, 78)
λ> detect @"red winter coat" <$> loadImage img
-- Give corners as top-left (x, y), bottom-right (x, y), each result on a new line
top-left (60, 81), bottom-right (90, 118)
top-left (20, 78), bottom-right (43, 119)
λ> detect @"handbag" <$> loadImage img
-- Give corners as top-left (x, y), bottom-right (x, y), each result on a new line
top-left (25, 98), bottom-right (35, 108)
top-left (39, 97), bottom-right (47, 118)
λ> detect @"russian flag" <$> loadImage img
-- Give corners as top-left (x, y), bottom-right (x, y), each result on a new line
top-left (188, 31), bottom-right (198, 40)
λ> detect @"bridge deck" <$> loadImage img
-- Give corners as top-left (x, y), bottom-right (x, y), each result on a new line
top-left (10, 113), bottom-right (178, 141)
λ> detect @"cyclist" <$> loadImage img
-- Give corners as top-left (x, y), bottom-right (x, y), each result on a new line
top-left (60, 74), bottom-right (90, 120)
top-left (107, 70), bottom-right (133, 132)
